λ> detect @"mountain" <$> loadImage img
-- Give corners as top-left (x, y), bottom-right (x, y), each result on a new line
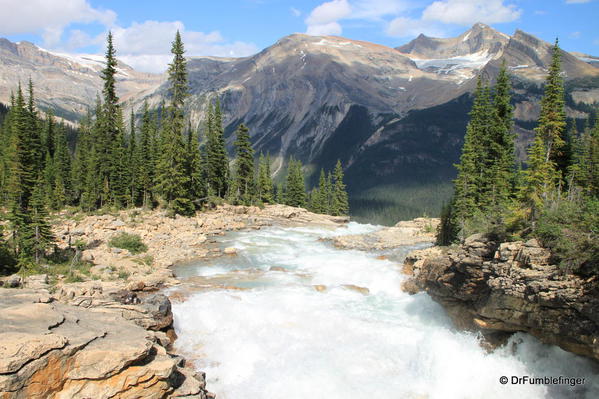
top-left (0, 38), bottom-right (163, 121)
top-left (1, 25), bottom-right (598, 223)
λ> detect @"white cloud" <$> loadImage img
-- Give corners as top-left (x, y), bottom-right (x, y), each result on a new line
top-left (569, 31), bottom-right (581, 39)
top-left (307, 22), bottom-right (344, 36)
top-left (305, 0), bottom-right (352, 35)
top-left (386, 17), bottom-right (447, 37)
top-left (0, 0), bottom-right (115, 47)
top-left (422, 0), bottom-right (521, 26)
top-left (291, 7), bottom-right (302, 17)
top-left (102, 21), bottom-right (258, 73)
top-left (351, 0), bottom-right (409, 19)
top-left (304, 0), bottom-right (519, 39)
top-left (566, 0), bottom-right (591, 3)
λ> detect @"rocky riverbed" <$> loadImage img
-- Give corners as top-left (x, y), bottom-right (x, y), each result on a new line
top-left (0, 204), bottom-right (348, 399)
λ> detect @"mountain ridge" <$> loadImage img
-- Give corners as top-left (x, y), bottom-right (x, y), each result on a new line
top-left (1, 24), bottom-right (598, 223)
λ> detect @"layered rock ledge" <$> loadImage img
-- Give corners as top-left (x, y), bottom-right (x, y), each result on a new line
top-left (402, 234), bottom-right (599, 361)
top-left (0, 285), bottom-right (210, 399)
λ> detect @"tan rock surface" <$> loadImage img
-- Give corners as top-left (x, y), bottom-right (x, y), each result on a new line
top-left (332, 218), bottom-right (439, 250)
top-left (402, 235), bottom-right (599, 361)
top-left (0, 289), bottom-right (209, 399)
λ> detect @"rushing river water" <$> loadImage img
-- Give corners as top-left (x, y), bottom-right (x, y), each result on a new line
top-left (170, 223), bottom-right (599, 399)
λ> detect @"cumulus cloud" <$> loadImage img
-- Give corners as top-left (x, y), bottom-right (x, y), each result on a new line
top-left (305, 0), bottom-right (519, 39)
top-left (351, 0), bottom-right (409, 20)
top-left (422, 0), bottom-right (521, 26)
top-left (0, 0), bottom-right (115, 47)
top-left (305, 0), bottom-right (352, 35)
top-left (105, 21), bottom-right (258, 72)
top-left (386, 17), bottom-right (447, 38)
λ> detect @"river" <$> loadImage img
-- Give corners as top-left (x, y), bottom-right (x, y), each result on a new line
top-left (169, 222), bottom-right (599, 399)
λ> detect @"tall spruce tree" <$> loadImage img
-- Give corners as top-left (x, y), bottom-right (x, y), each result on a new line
top-left (185, 123), bottom-right (203, 203)
top-left (452, 77), bottom-right (491, 231)
top-left (489, 61), bottom-right (516, 208)
top-left (331, 160), bottom-right (349, 216)
top-left (536, 39), bottom-right (567, 176)
top-left (256, 153), bottom-right (274, 203)
top-left (522, 39), bottom-right (567, 216)
top-left (28, 178), bottom-right (54, 263)
top-left (127, 109), bottom-right (140, 206)
top-left (232, 124), bottom-right (254, 204)
top-left (138, 102), bottom-right (156, 208)
top-left (7, 86), bottom-right (38, 253)
top-left (99, 31), bottom-right (123, 207)
top-left (311, 169), bottom-right (328, 214)
top-left (285, 158), bottom-right (306, 207)
top-left (205, 99), bottom-right (229, 197)
top-left (154, 30), bottom-right (194, 216)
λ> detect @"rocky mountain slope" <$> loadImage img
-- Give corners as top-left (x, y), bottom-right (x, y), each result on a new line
top-left (0, 38), bottom-right (163, 121)
top-left (1, 24), bottom-right (598, 222)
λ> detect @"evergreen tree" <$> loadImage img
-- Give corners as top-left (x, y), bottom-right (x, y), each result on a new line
top-left (109, 108), bottom-right (128, 207)
top-left (127, 109), bottom-right (140, 206)
top-left (489, 61), bottom-right (516, 207)
top-left (138, 102), bottom-right (156, 208)
top-left (536, 39), bottom-right (567, 177)
top-left (27, 178), bottom-right (54, 263)
top-left (232, 124), bottom-right (254, 204)
top-left (7, 86), bottom-right (38, 250)
top-left (436, 199), bottom-right (459, 246)
top-left (205, 99), bottom-right (229, 197)
top-left (185, 123), bottom-right (203, 203)
top-left (452, 78), bottom-right (490, 230)
top-left (154, 30), bottom-right (194, 216)
top-left (285, 158), bottom-right (306, 207)
top-left (275, 182), bottom-right (284, 204)
top-left (311, 169), bottom-right (328, 214)
top-left (256, 153), bottom-right (274, 203)
top-left (331, 160), bottom-right (349, 216)
top-left (567, 123), bottom-right (591, 199)
top-left (53, 125), bottom-right (71, 208)
top-left (99, 32), bottom-right (122, 207)
top-left (522, 134), bottom-right (559, 217)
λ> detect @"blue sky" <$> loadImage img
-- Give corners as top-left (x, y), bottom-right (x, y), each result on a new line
top-left (1, 0), bottom-right (598, 72)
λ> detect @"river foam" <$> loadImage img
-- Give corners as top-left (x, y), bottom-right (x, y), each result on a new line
top-left (172, 224), bottom-right (599, 399)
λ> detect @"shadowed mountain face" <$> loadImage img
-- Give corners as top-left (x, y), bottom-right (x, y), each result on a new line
top-left (1, 25), bottom-right (598, 223)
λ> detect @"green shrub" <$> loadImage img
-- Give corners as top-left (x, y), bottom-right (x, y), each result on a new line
top-left (118, 269), bottom-right (130, 279)
top-left (109, 232), bottom-right (148, 254)
top-left (534, 199), bottom-right (599, 276)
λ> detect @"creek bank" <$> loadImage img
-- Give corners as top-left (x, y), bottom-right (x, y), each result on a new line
top-left (0, 204), bottom-right (347, 398)
top-left (401, 234), bottom-right (599, 362)
top-left (330, 218), bottom-right (439, 251)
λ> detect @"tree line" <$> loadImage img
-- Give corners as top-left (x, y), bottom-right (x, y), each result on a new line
top-left (0, 32), bottom-right (349, 270)
top-left (438, 40), bottom-right (599, 276)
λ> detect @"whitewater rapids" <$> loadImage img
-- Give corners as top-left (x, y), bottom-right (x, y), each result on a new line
top-left (170, 223), bottom-right (598, 399)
